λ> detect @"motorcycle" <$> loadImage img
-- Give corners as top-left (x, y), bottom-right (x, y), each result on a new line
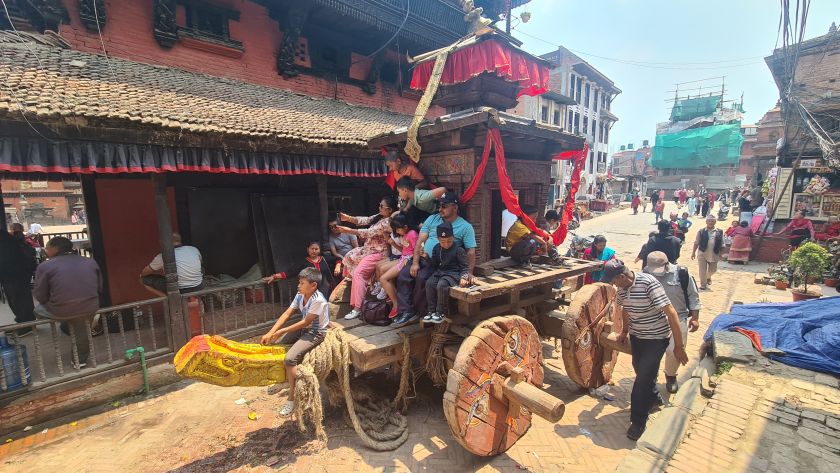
top-left (565, 230), bottom-right (594, 259)
top-left (718, 203), bottom-right (730, 220)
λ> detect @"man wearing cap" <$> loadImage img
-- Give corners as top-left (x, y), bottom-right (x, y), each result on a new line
top-left (393, 192), bottom-right (476, 326)
top-left (602, 259), bottom-right (688, 441)
top-left (643, 251), bottom-right (701, 394)
top-left (691, 215), bottom-right (723, 290)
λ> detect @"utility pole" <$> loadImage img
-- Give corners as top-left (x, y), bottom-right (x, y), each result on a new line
top-left (505, 0), bottom-right (512, 33)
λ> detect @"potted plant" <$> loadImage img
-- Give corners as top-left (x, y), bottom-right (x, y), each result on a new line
top-left (788, 242), bottom-right (830, 301)
top-left (774, 274), bottom-right (789, 290)
top-left (824, 270), bottom-right (839, 288)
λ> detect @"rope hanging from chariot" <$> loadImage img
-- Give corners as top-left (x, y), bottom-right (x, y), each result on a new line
top-left (293, 329), bottom-right (409, 451)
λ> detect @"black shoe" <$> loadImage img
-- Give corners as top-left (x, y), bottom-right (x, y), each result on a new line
top-left (427, 313), bottom-right (445, 324)
top-left (393, 312), bottom-right (418, 327)
top-left (650, 396), bottom-right (665, 413)
top-left (627, 423), bottom-right (645, 441)
top-left (665, 375), bottom-right (679, 394)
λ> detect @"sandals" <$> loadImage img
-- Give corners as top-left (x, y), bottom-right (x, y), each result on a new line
top-left (279, 400), bottom-right (295, 416)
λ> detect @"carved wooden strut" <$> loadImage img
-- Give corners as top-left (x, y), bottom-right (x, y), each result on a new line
top-left (77, 0), bottom-right (105, 31)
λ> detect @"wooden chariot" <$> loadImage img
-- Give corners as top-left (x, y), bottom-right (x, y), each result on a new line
top-left (330, 256), bottom-right (633, 456)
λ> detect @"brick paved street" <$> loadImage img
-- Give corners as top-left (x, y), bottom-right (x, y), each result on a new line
top-left (1, 203), bottom-right (773, 472)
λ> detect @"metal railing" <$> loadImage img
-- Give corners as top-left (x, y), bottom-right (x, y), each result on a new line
top-left (180, 280), bottom-right (294, 341)
top-left (0, 297), bottom-right (172, 398)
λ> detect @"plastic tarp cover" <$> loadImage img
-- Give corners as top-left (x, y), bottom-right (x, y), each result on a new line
top-left (651, 123), bottom-right (745, 169)
top-left (670, 95), bottom-right (722, 122)
top-left (703, 296), bottom-right (840, 376)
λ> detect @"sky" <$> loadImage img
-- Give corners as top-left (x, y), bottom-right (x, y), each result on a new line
top-left (510, 0), bottom-right (837, 153)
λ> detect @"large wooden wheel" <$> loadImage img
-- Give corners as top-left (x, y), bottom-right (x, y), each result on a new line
top-left (443, 315), bottom-right (546, 456)
top-left (560, 283), bottom-right (619, 389)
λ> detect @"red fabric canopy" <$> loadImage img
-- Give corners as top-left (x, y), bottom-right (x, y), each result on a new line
top-left (410, 39), bottom-right (550, 98)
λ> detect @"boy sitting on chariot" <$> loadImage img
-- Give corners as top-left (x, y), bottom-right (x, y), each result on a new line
top-left (260, 267), bottom-right (329, 416)
top-left (422, 222), bottom-right (470, 325)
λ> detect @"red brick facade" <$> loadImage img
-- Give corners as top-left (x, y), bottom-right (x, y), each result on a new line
top-left (56, 0), bottom-right (438, 116)
top-left (2, 178), bottom-right (81, 223)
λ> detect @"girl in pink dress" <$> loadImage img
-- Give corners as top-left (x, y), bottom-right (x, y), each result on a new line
top-left (379, 214), bottom-right (418, 318)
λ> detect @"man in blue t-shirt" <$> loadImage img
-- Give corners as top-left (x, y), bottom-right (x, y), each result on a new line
top-left (392, 192), bottom-right (477, 326)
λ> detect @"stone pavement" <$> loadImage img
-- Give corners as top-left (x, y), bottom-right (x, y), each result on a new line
top-left (0, 203), bottom-right (775, 472)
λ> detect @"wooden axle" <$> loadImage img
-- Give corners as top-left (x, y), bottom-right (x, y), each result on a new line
top-left (491, 363), bottom-right (565, 423)
top-left (598, 328), bottom-right (632, 355)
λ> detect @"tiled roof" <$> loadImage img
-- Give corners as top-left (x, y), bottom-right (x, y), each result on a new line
top-left (0, 34), bottom-right (412, 147)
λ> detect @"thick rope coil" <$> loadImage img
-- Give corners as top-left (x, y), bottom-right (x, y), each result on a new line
top-left (424, 322), bottom-right (462, 387)
top-left (292, 329), bottom-right (409, 451)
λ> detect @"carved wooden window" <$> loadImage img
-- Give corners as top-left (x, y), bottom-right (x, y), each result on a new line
top-left (308, 39), bottom-right (350, 76)
top-left (178, 1), bottom-right (242, 49)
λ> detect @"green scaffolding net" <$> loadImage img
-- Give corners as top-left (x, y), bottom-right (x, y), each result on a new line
top-left (650, 124), bottom-right (744, 169)
top-left (669, 95), bottom-right (722, 122)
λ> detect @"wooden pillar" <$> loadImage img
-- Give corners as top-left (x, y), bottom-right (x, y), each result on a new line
top-left (317, 175), bottom-right (329, 244)
top-left (152, 174), bottom-right (187, 346)
top-left (0, 180), bottom-right (6, 233)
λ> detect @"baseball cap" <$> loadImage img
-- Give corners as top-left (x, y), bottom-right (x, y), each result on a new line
top-left (643, 251), bottom-right (669, 276)
top-left (437, 222), bottom-right (454, 238)
top-left (438, 192), bottom-right (459, 205)
top-left (601, 259), bottom-right (626, 284)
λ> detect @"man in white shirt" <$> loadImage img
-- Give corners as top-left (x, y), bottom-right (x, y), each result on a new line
top-left (140, 233), bottom-right (204, 296)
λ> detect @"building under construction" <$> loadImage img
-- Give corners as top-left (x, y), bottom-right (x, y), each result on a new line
top-left (647, 78), bottom-right (747, 191)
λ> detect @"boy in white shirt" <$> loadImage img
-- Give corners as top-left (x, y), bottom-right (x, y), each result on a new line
top-left (260, 267), bottom-right (329, 416)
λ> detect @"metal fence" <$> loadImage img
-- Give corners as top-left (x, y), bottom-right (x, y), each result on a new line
top-left (181, 280), bottom-right (294, 341)
top-left (0, 281), bottom-right (293, 399)
top-left (39, 231), bottom-right (91, 258)
top-left (0, 297), bottom-right (172, 398)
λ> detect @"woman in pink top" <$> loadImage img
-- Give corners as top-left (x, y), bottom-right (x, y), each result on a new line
top-left (379, 214), bottom-right (418, 318)
top-left (335, 196), bottom-right (396, 320)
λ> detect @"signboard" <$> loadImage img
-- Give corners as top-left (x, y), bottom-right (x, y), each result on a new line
top-left (799, 159), bottom-right (820, 168)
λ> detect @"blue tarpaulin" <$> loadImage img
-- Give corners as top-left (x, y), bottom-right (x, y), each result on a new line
top-left (703, 296), bottom-right (840, 376)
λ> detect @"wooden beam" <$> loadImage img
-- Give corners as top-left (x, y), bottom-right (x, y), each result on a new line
top-left (152, 174), bottom-right (187, 346)
top-left (0, 180), bottom-right (6, 233)
top-left (317, 175), bottom-right (329, 244)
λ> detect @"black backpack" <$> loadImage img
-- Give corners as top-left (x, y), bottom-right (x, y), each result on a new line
top-left (361, 291), bottom-right (392, 326)
top-left (677, 266), bottom-right (694, 306)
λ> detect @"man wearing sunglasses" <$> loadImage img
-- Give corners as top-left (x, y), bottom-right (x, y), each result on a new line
top-left (392, 192), bottom-right (476, 326)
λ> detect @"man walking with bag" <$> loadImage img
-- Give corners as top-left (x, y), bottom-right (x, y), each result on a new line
top-left (643, 251), bottom-right (701, 394)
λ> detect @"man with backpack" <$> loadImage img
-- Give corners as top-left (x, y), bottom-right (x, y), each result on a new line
top-left (643, 251), bottom-right (701, 394)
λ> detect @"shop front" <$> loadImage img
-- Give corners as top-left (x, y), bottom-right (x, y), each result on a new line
top-left (773, 161), bottom-right (840, 222)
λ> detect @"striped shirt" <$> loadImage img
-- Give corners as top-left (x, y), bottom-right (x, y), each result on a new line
top-left (616, 272), bottom-right (672, 339)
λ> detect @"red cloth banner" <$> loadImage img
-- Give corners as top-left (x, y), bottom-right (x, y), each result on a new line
top-left (551, 143), bottom-right (589, 245)
top-left (410, 39), bottom-right (550, 98)
top-left (460, 128), bottom-right (551, 240)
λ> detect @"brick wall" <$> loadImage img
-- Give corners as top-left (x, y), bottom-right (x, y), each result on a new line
top-left (750, 235), bottom-right (790, 263)
top-left (56, 0), bottom-right (439, 116)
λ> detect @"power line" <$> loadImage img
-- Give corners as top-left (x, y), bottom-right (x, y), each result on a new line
top-left (1, 0), bottom-right (65, 143)
top-left (511, 27), bottom-right (764, 70)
